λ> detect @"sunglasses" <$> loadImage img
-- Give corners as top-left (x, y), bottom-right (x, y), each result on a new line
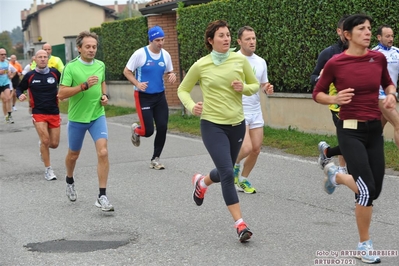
top-left (0, 54), bottom-right (6, 55)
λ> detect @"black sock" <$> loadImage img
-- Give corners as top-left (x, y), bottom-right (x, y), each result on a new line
top-left (99, 188), bottom-right (106, 198)
top-left (8, 112), bottom-right (11, 116)
top-left (66, 176), bottom-right (74, 184)
top-left (326, 146), bottom-right (341, 158)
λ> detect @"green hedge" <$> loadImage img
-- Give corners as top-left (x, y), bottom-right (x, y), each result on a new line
top-left (177, 0), bottom-right (399, 92)
top-left (91, 17), bottom-right (148, 80)
top-left (91, 0), bottom-right (398, 92)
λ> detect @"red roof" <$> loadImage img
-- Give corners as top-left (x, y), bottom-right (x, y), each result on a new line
top-left (147, 0), bottom-right (177, 6)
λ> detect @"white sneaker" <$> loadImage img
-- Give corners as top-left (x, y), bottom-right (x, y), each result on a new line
top-left (131, 123), bottom-right (140, 147)
top-left (338, 166), bottom-right (347, 174)
top-left (66, 183), bottom-right (77, 202)
top-left (12, 106), bottom-right (17, 111)
top-left (150, 157), bottom-right (165, 170)
top-left (95, 195), bottom-right (114, 212)
top-left (44, 167), bottom-right (57, 181)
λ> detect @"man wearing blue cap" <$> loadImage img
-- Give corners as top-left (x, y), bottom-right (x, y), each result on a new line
top-left (123, 25), bottom-right (177, 170)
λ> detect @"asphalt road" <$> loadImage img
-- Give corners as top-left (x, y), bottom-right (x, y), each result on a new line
top-left (1, 101), bottom-right (398, 266)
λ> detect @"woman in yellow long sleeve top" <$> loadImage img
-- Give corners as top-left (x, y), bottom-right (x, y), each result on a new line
top-left (177, 20), bottom-right (259, 243)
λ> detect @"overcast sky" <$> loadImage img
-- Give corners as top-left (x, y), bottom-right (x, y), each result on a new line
top-left (0, 0), bottom-right (146, 33)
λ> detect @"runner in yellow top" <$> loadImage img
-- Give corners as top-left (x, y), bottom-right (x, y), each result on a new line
top-left (31, 43), bottom-right (64, 73)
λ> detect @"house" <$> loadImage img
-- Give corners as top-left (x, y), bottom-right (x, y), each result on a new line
top-left (20, 0), bottom-right (146, 61)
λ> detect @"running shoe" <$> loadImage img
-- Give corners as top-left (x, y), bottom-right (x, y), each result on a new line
top-left (323, 162), bottom-right (338, 194)
top-left (44, 167), bottom-right (57, 181)
top-left (338, 166), bottom-right (348, 174)
top-left (317, 141), bottom-right (331, 169)
top-left (95, 195), bottom-right (114, 212)
top-left (12, 106), bottom-right (17, 111)
top-left (235, 222), bottom-right (252, 243)
top-left (150, 157), bottom-right (165, 170)
top-left (355, 239), bottom-right (381, 264)
top-left (192, 174), bottom-right (207, 206)
top-left (130, 123), bottom-right (140, 147)
top-left (234, 164), bottom-right (240, 189)
top-left (5, 115), bottom-right (9, 123)
top-left (66, 183), bottom-right (77, 202)
top-left (237, 179), bottom-right (256, 194)
top-left (8, 115), bottom-right (14, 124)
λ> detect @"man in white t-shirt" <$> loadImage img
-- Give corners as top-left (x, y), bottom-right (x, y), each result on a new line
top-left (233, 26), bottom-right (274, 193)
top-left (372, 25), bottom-right (399, 148)
top-left (123, 25), bottom-right (176, 170)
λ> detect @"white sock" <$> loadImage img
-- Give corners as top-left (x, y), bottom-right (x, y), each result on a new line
top-left (234, 163), bottom-right (240, 168)
top-left (200, 178), bottom-right (207, 188)
top-left (331, 172), bottom-right (338, 186)
top-left (235, 218), bottom-right (243, 226)
top-left (238, 176), bottom-right (247, 183)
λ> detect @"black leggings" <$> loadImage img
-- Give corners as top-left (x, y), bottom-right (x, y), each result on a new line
top-left (134, 90), bottom-right (168, 160)
top-left (337, 120), bottom-right (385, 206)
top-left (201, 119), bottom-right (245, 206)
top-left (326, 111), bottom-right (343, 158)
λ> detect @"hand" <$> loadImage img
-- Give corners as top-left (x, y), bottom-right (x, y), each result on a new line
top-left (167, 72), bottom-right (177, 84)
top-left (231, 80), bottom-right (243, 92)
top-left (100, 94), bottom-right (108, 106)
top-left (136, 81), bottom-right (149, 92)
top-left (263, 82), bottom-right (274, 95)
top-left (336, 88), bottom-right (355, 105)
top-left (86, 75), bottom-right (99, 88)
top-left (192, 102), bottom-right (203, 116)
top-left (382, 93), bottom-right (397, 110)
top-left (19, 94), bottom-right (27, 102)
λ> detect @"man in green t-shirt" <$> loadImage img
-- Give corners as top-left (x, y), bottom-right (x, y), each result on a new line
top-left (58, 31), bottom-right (113, 212)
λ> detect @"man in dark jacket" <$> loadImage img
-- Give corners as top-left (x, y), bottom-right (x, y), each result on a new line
top-left (310, 15), bottom-right (349, 174)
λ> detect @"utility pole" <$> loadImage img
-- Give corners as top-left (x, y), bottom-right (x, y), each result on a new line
top-left (128, 0), bottom-right (132, 18)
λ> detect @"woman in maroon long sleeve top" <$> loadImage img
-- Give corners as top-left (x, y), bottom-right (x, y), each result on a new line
top-left (312, 14), bottom-right (396, 264)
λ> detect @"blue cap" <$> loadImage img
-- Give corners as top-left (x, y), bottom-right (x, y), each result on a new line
top-left (148, 26), bottom-right (165, 42)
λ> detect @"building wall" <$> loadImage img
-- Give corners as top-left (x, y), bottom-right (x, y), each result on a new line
top-left (37, 1), bottom-right (111, 45)
top-left (147, 13), bottom-right (181, 106)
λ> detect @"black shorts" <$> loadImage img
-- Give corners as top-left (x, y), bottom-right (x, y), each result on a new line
top-left (0, 84), bottom-right (10, 93)
top-left (330, 110), bottom-right (340, 128)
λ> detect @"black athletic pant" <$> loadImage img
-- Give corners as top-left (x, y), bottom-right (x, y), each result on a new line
top-left (134, 90), bottom-right (168, 160)
top-left (337, 119), bottom-right (385, 206)
top-left (326, 110), bottom-right (343, 158)
top-left (200, 119), bottom-right (245, 206)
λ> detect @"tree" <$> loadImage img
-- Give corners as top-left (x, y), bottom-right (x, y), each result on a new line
top-left (117, 10), bottom-right (142, 20)
top-left (0, 31), bottom-right (24, 59)
top-left (116, 5), bottom-right (143, 20)
top-left (10, 27), bottom-right (23, 46)
top-left (0, 31), bottom-right (13, 51)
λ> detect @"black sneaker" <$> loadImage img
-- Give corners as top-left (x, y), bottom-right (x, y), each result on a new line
top-left (235, 222), bottom-right (252, 243)
top-left (192, 174), bottom-right (207, 206)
